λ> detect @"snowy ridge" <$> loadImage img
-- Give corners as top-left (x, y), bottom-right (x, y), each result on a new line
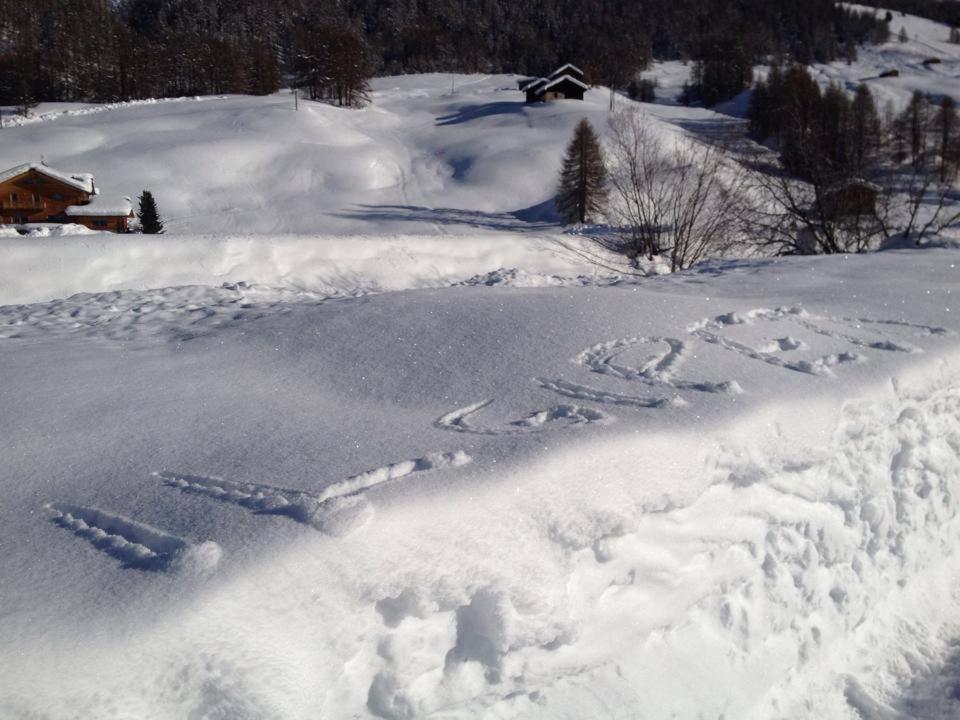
top-left (5, 95), bottom-right (226, 127)
top-left (0, 234), bottom-right (611, 307)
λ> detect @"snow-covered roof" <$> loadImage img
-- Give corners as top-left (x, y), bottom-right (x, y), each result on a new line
top-left (549, 63), bottom-right (584, 78)
top-left (0, 163), bottom-right (95, 194)
top-left (524, 77), bottom-right (548, 90)
top-left (541, 74), bottom-right (589, 92)
top-left (65, 196), bottom-right (133, 218)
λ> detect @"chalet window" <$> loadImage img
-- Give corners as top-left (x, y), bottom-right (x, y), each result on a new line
top-left (34, 192), bottom-right (40, 204)
top-left (52, 193), bottom-right (63, 201)
top-left (93, 220), bottom-right (109, 228)
top-left (10, 193), bottom-right (17, 203)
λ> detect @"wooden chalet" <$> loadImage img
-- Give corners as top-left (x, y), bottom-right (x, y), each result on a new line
top-left (820, 179), bottom-right (880, 220)
top-left (520, 64), bottom-right (588, 103)
top-left (0, 162), bottom-right (134, 232)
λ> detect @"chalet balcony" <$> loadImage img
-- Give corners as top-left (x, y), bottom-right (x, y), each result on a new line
top-left (0, 199), bottom-right (46, 211)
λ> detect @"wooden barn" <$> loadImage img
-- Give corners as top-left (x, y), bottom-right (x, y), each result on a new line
top-left (520, 64), bottom-right (588, 103)
top-left (0, 162), bottom-right (134, 232)
top-left (820, 179), bottom-right (880, 220)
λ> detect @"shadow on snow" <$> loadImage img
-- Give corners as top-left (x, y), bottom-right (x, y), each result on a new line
top-left (333, 199), bottom-right (560, 232)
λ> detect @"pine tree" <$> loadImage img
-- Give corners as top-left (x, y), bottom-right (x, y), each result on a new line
top-left (556, 118), bottom-right (607, 225)
top-left (899, 26), bottom-right (909, 43)
top-left (137, 190), bottom-right (165, 234)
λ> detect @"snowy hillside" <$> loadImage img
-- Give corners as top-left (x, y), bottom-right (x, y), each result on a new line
top-left (814, 5), bottom-right (960, 109)
top-left (0, 76), bottom-right (626, 236)
top-left (4, 6), bottom-right (960, 720)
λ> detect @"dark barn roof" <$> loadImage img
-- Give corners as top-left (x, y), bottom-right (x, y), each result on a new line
top-left (523, 65), bottom-right (588, 102)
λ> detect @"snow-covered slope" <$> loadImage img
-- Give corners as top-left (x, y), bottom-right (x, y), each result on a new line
top-left (0, 76), bottom-right (624, 236)
top-left (816, 5), bottom-right (960, 110)
top-left (2, 247), bottom-right (960, 719)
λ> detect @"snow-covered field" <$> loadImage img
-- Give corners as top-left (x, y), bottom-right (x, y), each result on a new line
top-left (3, 249), bottom-right (960, 719)
top-left (0, 75), bottom-right (626, 236)
top-left (3, 6), bottom-right (960, 720)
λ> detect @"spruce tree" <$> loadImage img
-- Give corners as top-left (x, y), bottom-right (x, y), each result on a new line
top-left (137, 190), bottom-right (165, 234)
top-left (556, 118), bottom-right (608, 225)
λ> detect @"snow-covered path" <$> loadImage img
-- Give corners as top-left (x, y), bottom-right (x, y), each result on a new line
top-left (2, 248), bottom-right (960, 719)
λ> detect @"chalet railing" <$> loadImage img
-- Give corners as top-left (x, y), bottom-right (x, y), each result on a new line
top-left (0, 200), bottom-right (46, 211)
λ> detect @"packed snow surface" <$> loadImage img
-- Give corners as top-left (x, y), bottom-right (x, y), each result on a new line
top-left (2, 246), bottom-right (960, 720)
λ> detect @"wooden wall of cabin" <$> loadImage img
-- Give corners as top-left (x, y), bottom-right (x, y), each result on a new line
top-left (0, 172), bottom-right (90, 224)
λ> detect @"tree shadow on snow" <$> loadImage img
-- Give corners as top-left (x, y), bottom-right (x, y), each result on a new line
top-left (435, 101), bottom-right (528, 126)
top-left (334, 200), bottom-right (560, 232)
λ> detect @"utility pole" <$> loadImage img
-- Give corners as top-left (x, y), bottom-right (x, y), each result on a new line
top-left (293, 86), bottom-right (298, 111)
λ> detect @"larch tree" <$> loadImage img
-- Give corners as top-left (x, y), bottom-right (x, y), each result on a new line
top-left (556, 118), bottom-right (608, 225)
top-left (935, 95), bottom-right (958, 181)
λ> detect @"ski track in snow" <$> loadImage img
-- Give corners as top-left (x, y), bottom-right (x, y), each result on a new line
top-left (155, 451), bottom-right (471, 537)
top-left (45, 502), bottom-right (220, 573)
top-left (435, 399), bottom-right (611, 435)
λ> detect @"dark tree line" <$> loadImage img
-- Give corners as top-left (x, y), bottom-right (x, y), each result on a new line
top-left (682, 5), bottom-right (888, 107)
top-left (859, 0), bottom-right (960, 28)
top-left (1, 0), bottom-right (889, 108)
top-left (746, 65), bottom-right (960, 252)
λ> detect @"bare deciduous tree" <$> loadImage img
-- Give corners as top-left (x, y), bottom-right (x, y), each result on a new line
top-left (740, 162), bottom-right (887, 255)
top-left (607, 110), bottom-right (744, 271)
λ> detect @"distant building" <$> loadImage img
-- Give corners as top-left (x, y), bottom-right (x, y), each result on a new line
top-left (0, 162), bottom-right (134, 232)
top-left (519, 64), bottom-right (588, 103)
top-left (820, 179), bottom-right (880, 220)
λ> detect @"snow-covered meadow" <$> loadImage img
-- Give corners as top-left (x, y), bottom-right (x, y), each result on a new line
top-left (2, 6), bottom-right (960, 720)
top-left (3, 248), bottom-right (960, 720)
